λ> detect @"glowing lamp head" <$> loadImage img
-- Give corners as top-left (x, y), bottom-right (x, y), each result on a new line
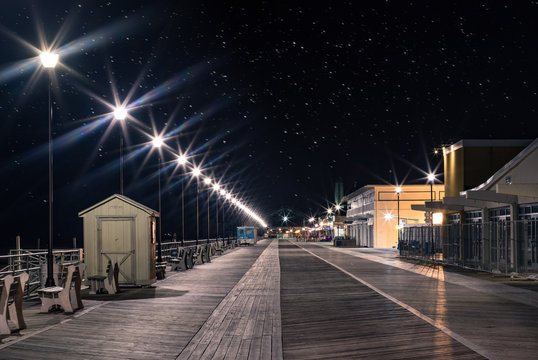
top-left (432, 212), bottom-right (443, 225)
top-left (204, 177), bottom-right (211, 185)
top-left (232, 198), bottom-right (237, 204)
top-left (225, 193), bottom-right (231, 200)
top-left (428, 173), bottom-right (436, 182)
top-left (327, 208), bottom-right (333, 214)
top-left (335, 204), bottom-right (341, 210)
top-left (308, 217), bottom-right (315, 223)
top-left (177, 154), bottom-right (187, 165)
top-left (220, 189), bottom-right (226, 196)
top-left (192, 167), bottom-right (201, 177)
top-left (114, 106), bottom-right (127, 120)
top-left (40, 51), bottom-right (59, 68)
top-left (152, 136), bottom-right (163, 148)
top-left (283, 216), bottom-right (288, 222)
top-left (384, 213), bottom-right (393, 221)
top-left (396, 186), bottom-right (402, 194)
top-left (213, 183), bottom-right (220, 191)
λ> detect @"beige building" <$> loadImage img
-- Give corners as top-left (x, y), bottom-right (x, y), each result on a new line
top-left (343, 184), bottom-right (444, 248)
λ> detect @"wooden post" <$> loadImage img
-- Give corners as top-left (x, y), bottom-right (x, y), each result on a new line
top-left (16, 235), bottom-right (21, 271)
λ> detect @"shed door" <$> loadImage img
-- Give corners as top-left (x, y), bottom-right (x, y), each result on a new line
top-left (98, 217), bottom-right (136, 284)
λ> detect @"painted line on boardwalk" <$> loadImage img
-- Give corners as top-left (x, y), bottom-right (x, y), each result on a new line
top-left (295, 243), bottom-right (497, 360)
top-left (0, 302), bottom-right (109, 350)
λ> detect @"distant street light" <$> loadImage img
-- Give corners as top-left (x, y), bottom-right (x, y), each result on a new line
top-left (114, 106), bottom-right (128, 195)
top-left (41, 50), bottom-right (58, 287)
top-left (152, 136), bottom-right (164, 263)
top-left (308, 217), bottom-right (315, 223)
top-left (213, 183), bottom-right (220, 240)
top-left (192, 167), bottom-right (201, 245)
top-left (427, 172), bottom-right (436, 255)
top-left (396, 186), bottom-right (402, 247)
top-left (40, 52), bottom-right (59, 68)
top-left (113, 106), bottom-right (127, 120)
top-left (177, 154), bottom-right (188, 246)
top-left (203, 178), bottom-right (211, 241)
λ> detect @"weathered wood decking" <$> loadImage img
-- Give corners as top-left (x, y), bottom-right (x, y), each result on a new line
top-left (1, 238), bottom-right (538, 359)
top-left (177, 239), bottom-right (281, 360)
top-left (280, 242), bottom-right (484, 360)
top-left (0, 240), bottom-right (271, 360)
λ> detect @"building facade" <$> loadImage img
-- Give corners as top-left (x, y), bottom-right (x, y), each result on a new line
top-left (344, 184), bottom-right (444, 248)
top-left (405, 138), bottom-right (538, 274)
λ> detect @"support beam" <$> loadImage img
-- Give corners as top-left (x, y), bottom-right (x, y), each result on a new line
top-left (465, 190), bottom-right (518, 204)
top-left (411, 203), bottom-right (464, 212)
top-left (443, 196), bottom-right (488, 208)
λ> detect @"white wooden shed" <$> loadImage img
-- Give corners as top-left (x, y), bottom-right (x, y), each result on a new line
top-left (78, 194), bottom-right (159, 286)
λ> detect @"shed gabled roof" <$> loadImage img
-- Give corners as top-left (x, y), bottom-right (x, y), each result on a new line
top-left (78, 194), bottom-right (160, 217)
top-left (464, 138), bottom-right (538, 193)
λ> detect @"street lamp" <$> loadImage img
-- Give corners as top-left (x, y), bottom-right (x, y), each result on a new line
top-left (213, 183), bottom-right (220, 240)
top-left (177, 154), bottom-right (188, 246)
top-left (114, 106), bottom-right (128, 195)
top-left (427, 173), bottom-right (435, 204)
top-left (221, 189), bottom-right (228, 238)
top-left (396, 186), bottom-right (402, 247)
top-left (41, 50), bottom-right (58, 287)
top-left (427, 173), bottom-right (436, 256)
top-left (204, 177), bottom-right (211, 241)
top-left (152, 136), bottom-right (164, 263)
top-left (192, 167), bottom-right (202, 245)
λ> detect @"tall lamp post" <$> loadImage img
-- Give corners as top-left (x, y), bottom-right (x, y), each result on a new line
top-left (396, 186), bottom-right (402, 247)
top-left (204, 177), bottom-right (211, 242)
top-left (427, 173), bottom-right (436, 256)
top-left (213, 183), bottom-right (221, 240)
top-left (113, 106), bottom-right (127, 195)
top-left (192, 167), bottom-right (202, 245)
top-left (177, 154), bottom-right (187, 246)
top-left (41, 51), bottom-right (59, 287)
top-left (152, 136), bottom-right (164, 263)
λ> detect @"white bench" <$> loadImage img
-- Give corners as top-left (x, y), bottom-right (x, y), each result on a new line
top-left (213, 241), bottom-right (225, 255)
top-left (0, 273), bottom-right (29, 335)
top-left (194, 245), bottom-right (210, 265)
top-left (37, 264), bottom-right (85, 314)
top-left (168, 248), bottom-right (187, 271)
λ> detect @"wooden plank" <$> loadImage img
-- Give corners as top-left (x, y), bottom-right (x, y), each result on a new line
top-left (0, 240), bottom-right (272, 360)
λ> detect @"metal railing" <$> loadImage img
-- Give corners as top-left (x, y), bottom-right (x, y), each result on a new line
top-left (400, 220), bottom-right (538, 275)
top-left (158, 237), bottom-right (237, 261)
top-left (0, 248), bottom-right (83, 297)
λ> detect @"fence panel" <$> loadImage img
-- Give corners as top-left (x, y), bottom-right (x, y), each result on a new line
top-left (400, 219), bottom-right (538, 275)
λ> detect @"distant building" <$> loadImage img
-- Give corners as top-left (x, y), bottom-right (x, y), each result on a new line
top-left (343, 184), bottom-right (444, 248)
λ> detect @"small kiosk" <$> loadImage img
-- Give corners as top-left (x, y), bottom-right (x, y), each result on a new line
top-left (237, 226), bottom-right (258, 246)
top-left (79, 194), bottom-right (159, 286)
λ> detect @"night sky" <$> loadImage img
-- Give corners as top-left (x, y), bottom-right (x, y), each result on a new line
top-left (1, 1), bottom-right (538, 250)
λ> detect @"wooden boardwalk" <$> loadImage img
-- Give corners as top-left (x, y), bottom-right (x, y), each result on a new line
top-left (279, 242), bottom-right (484, 360)
top-left (1, 238), bottom-right (538, 359)
top-left (292, 241), bottom-right (538, 360)
top-left (177, 239), bottom-right (282, 360)
top-left (0, 240), bottom-right (271, 360)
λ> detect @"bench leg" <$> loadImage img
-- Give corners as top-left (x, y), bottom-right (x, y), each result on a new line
top-left (0, 316), bottom-right (10, 335)
top-left (39, 297), bottom-right (57, 313)
top-left (8, 302), bottom-right (26, 330)
top-left (59, 291), bottom-right (74, 313)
